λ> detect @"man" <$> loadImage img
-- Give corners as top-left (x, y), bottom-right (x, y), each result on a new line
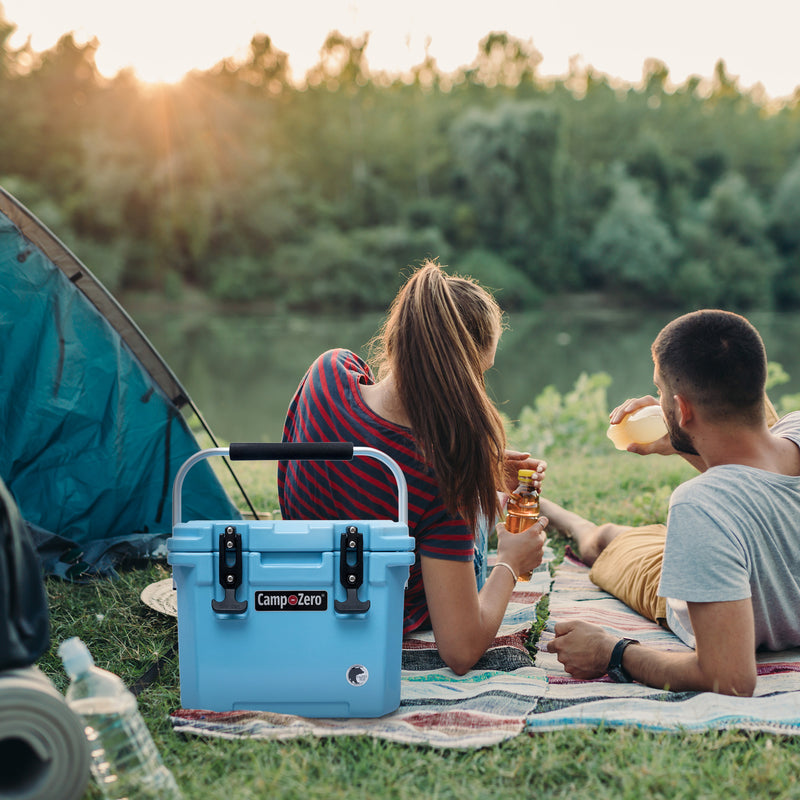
top-left (544, 309), bottom-right (800, 696)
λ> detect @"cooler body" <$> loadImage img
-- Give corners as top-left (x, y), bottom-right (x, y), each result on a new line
top-left (168, 517), bottom-right (414, 718)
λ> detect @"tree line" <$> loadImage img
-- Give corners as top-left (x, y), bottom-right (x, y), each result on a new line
top-left (2, 12), bottom-right (800, 312)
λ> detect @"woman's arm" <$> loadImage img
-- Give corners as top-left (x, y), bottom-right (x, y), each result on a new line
top-left (420, 516), bottom-right (548, 675)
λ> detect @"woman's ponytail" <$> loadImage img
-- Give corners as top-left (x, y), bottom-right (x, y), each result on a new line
top-left (371, 261), bottom-right (506, 529)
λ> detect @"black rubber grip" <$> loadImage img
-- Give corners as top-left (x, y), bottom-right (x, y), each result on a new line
top-left (228, 442), bottom-right (354, 462)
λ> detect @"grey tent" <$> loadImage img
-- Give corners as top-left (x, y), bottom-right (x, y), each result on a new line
top-left (0, 187), bottom-right (248, 577)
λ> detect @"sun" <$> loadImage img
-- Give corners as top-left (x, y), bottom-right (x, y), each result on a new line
top-left (1, 0), bottom-right (252, 86)
top-left (90, 15), bottom-right (248, 86)
top-left (95, 50), bottom-right (198, 86)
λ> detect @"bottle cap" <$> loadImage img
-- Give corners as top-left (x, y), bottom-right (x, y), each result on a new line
top-left (517, 469), bottom-right (535, 478)
top-left (59, 637), bottom-right (95, 679)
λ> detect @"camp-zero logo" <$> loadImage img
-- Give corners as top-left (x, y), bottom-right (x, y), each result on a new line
top-left (254, 590), bottom-right (328, 611)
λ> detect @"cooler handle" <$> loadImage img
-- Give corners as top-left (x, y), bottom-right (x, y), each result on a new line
top-left (172, 443), bottom-right (409, 527)
top-left (229, 442), bottom-right (354, 461)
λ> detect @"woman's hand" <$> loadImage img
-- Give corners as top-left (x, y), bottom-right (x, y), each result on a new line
top-left (495, 516), bottom-right (548, 579)
top-left (503, 449), bottom-right (546, 494)
top-left (422, 514), bottom-right (549, 675)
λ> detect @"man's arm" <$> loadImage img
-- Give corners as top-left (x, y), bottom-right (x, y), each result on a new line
top-left (547, 598), bottom-right (757, 695)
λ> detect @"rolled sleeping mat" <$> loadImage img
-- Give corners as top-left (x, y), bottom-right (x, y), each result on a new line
top-left (0, 666), bottom-right (90, 800)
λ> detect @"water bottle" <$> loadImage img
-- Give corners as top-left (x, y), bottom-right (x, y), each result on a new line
top-left (59, 637), bottom-right (183, 800)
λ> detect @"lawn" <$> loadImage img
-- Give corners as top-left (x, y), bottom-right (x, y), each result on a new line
top-left (36, 384), bottom-right (800, 799)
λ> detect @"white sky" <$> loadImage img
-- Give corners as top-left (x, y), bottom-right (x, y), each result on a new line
top-left (2, 0), bottom-right (799, 98)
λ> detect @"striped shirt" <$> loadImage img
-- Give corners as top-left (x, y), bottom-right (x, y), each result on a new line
top-left (278, 348), bottom-right (475, 633)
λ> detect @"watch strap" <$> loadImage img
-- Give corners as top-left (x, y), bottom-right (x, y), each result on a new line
top-left (606, 637), bottom-right (639, 683)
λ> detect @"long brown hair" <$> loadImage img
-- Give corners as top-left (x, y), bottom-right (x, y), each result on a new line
top-left (370, 260), bottom-right (506, 529)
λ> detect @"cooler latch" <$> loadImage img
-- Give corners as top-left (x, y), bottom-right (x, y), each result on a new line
top-left (212, 526), bottom-right (248, 614)
top-left (335, 526), bottom-right (371, 614)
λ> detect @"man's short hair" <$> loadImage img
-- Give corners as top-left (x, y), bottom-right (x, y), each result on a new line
top-left (652, 309), bottom-right (767, 423)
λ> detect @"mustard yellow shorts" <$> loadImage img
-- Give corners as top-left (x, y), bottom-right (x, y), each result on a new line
top-left (588, 524), bottom-right (668, 625)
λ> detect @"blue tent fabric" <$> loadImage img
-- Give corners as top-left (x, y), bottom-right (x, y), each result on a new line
top-left (0, 189), bottom-right (241, 575)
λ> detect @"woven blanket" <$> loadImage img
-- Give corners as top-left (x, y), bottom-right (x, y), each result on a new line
top-left (169, 547), bottom-right (800, 746)
top-left (170, 552), bottom-right (554, 749)
top-left (528, 550), bottom-right (800, 735)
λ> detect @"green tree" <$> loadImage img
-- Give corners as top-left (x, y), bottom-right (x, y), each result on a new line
top-left (451, 100), bottom-right (564, 280)
top-left (583, 168), bottom-right (680, 298)
top-left (464, 32), bottom-right (543, 90)
top-left (675, 173), bottom-right (781, 308)
top-left (769, 155), bottom-right (800, 306)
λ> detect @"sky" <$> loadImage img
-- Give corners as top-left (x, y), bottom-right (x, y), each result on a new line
top-left (2, 0), bottom-right (799, 99)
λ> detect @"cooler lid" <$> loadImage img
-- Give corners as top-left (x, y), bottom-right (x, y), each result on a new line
top-left (168, 520), bottom-right (413, 553)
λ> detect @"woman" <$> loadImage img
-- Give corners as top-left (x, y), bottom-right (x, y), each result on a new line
top-left (279, 261), bottom-right (548, 674)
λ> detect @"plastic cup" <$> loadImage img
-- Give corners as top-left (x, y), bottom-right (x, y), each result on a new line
top-left (607, 405), bottom-right (668, 450)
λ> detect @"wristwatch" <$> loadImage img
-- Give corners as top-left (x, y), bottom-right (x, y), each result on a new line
top-left (606, 638), bottom-right (639, 683)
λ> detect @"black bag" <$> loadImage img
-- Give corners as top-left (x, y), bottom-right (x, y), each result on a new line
top-left (0, 477), bottom-right (50, 670)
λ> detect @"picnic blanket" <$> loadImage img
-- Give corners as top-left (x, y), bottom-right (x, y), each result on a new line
top-left (528, 549), bottom-right (800, 735)
top-left (169, 553), bottom-right (554, 749)
top-left (168, 547), bottom-right (800, 747)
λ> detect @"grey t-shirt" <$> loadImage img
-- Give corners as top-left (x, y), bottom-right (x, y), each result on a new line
top-left (658, 412), bottom-right (800, 650)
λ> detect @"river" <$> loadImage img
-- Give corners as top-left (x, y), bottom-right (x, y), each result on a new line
top-left (123, 296), bottom-right (800, 444)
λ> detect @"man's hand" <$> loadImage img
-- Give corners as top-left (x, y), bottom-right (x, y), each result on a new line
top-left (609, 396), bottom-right (675, 457)
top-left (608, 395), bottom-right (660, 425)
top-left (546, 619), bottom-right (618, 679)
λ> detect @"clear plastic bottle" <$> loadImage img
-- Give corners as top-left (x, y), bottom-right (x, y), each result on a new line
top-left (59, 637), bottom-right (183, 800)
top-left (505, 468), bottom-right (540, 581)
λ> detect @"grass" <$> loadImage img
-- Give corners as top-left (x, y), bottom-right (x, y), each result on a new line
top-left (38, 446), bottom-right (800, 800)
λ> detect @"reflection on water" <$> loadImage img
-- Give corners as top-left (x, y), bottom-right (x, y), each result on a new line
top-left (125, 300), bottom-right (800, 444)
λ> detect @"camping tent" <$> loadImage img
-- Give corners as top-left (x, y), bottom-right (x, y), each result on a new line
top-left (0, 187), bottom-right (245, 577)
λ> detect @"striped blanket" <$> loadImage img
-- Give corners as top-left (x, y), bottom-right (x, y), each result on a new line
top-left (170, 554), bottom-right (554, 749)
top-left (170, 548), bottom-right (800, 747)
top-left (529, 550), bottom-right (800, 735)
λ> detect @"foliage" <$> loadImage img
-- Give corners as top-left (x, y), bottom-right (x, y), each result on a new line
top-left (2, 8), bottom-right (800, 312)
top-left (506, 372), bottom-right (613, 458)
top-left (770, 155), bottom-right (800, 251)
top-left (456, 248), bottom-right (542, 309)
top-left (769, 155), bottom-right (800, 307)
top-left (676, 173), bottom-right (782, 309)
top-left (582, 169), bottom-right (680, 298)
top-left (451, 101), bottom-right (565, 283)
top-left (268, 224), bottom-right (450, 311)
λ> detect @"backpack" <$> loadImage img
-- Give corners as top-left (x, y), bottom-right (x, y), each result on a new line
top-left (0, 477), bottom-right (50, 670)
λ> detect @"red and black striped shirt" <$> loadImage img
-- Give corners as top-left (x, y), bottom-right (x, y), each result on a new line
top-left (278, 349), bottom-right (475, 633)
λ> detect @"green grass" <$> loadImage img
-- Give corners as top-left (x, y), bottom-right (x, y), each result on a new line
top-left (38, 447), bottom-right (800, 800)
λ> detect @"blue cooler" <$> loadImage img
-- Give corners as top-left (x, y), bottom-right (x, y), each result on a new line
top-left (168, 442), bottom-right (415, 718)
